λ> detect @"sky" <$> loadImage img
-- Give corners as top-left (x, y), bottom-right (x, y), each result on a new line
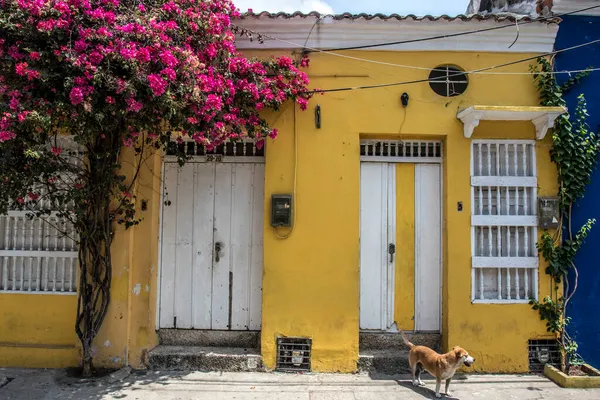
top-left (233, 0), bottom-right (470, 16)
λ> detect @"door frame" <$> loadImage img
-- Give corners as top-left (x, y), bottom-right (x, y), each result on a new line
top-left (359, 140), bottom-right (443, 333)
top-left (155, 140), bottom-right (265, 330)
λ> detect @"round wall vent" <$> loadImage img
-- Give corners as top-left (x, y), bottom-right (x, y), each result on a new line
top-left (428, 65), bottom-right (468, 97)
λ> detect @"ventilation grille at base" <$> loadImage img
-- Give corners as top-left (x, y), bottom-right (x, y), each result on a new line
top-left (276, 337), bottom-right (312, 372)
top-left (528, 339), bottom-right (560, 373)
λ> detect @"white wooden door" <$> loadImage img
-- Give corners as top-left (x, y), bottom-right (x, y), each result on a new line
top-left (414, 164), bottom-right (442, 332)
top-left (360, 162), bottom-right (396, 330)
top-left (159, 162), bottom-right (264, 330)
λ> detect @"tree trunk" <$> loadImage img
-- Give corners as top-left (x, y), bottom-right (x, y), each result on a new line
top-left (74, 139), bottom-right (117, 378)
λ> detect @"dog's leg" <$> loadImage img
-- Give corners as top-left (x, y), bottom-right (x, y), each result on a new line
top-left (435, 379), bottom-right (442, 398)
top-left (410, 361), bottom-right (418, 386)
top-left (416, 363), bottom-right (425, 386)
top-left (445, 378), bottom-right (452, 397)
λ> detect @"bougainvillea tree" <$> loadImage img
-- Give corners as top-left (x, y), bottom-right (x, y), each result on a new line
top-left (0, 0), bottom-right (312, 376)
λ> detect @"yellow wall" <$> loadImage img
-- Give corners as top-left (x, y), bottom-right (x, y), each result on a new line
top-left (256, 50), bottom-right (557, 373)
top-left (91, 149), bottom-right (162, 369)
top-left (0, 294), bottom-right (78, 367)
top-left (0, 149), bottom-right (162, 370)
top-left (1, 49), bottom-right (558, 373)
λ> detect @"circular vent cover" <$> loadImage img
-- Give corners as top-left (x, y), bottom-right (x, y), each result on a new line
top-left (428, 65), bottom-right (468, 97)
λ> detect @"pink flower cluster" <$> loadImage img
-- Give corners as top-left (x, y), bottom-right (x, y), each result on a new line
top-left (0, 0), bottom-right (314, 150)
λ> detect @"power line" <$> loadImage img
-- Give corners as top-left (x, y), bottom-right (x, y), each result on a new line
top-left (237, 26), bottom-right (599, 77)
top-left (309, 38), bottom-right (600, 93)
top-left (301, 4), bottom-right (600, 53)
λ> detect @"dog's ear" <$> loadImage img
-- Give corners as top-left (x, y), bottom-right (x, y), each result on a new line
top-left (454, 348), bottom-right (463, 360)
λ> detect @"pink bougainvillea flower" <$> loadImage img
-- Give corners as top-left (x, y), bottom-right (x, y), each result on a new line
top-left (147, 74), bottom-right (167, 96)
top-left (69, 87), bottom-right (85, 105)
top-left (15, 62), bottom-right (28, 76)
top-left (0, 131), bottom-right (16, 142)
top-left (1, 0), bottom-right (315, 180)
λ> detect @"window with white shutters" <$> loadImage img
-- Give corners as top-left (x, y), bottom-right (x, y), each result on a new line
top-left (0, 138), bottom-right (80, 294)
top-left (471, 140), bottom-right (538, 303)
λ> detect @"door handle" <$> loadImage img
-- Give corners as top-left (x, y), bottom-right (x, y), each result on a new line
top-left (388, 243), bottom-right (396, 263)
top-left (214, 242), bottom-right (223, 263)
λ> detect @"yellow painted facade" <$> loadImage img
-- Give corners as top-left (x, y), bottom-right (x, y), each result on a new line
top-left (0, 49), bottom-right (558, 373)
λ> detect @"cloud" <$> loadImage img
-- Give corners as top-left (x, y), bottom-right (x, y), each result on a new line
top-left (234, 0), bottom-right (335, 14)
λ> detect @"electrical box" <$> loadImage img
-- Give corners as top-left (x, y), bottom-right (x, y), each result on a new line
top-left (271, 194), bottom-right (292, 227)
top-left (538, 197), bottom-right (560, 229)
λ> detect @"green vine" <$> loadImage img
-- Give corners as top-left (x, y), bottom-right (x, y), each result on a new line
top-left (529, 57), bottom-right (600, 372)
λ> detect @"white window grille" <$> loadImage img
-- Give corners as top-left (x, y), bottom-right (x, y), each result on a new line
top-left (471, 140), bottom-right (538, 303)
top-left (166, 136), bottom-right (265, 163)
top-left (360, 140), bottom-right (443, 163)
top-left (0, 136), bottom-right (80, 294)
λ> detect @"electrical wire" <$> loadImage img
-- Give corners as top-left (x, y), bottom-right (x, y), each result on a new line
top-left (237, 26), bottom-right (600, 77)
top-left (301, 4), bottom-right (600, 53)
top-left (308, 38), bottom-right (600, 93)
top-left (273, 105), bottom-right (298, 240)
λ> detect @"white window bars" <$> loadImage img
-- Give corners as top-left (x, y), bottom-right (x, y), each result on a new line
top-left (360, 140), bottom-right (443, 163)
top-left (0, 136), bottom-right (80, 294)
top-left (471, 140), bottom-right (538, 303)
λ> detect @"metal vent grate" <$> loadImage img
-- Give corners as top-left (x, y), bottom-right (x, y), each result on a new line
top-left (360, 140), bottom-right (442, 162)
top-left (166, 138), bottom-right (265, 158)
top-left (276, 337), bottom-right (312, 372)
top-left (528, 339), bottom-right (560, 373)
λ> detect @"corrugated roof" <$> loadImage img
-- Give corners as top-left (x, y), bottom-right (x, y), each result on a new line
top-left (238, 11), bottom-right (560, 24)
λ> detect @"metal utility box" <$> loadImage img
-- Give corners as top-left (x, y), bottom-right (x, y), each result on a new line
top-left (538, 197), bottom-right (560, 229)
top-left (271, 194), bottom-right (292, 227)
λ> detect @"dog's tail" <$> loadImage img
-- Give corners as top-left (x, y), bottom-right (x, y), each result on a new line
top-left (399, 330), bottom-right (415, 349)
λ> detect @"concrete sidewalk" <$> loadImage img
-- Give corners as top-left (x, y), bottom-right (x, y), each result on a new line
top-left (2, 368), bottom-right (600, 400)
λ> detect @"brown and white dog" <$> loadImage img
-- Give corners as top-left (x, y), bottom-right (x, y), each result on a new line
top-left (400, 331), bottom-right (475, 398)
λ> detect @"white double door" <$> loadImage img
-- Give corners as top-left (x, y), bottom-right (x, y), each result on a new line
top-left (360, 162), bottom-right (441, 332)
top-left (159, 162), bottom-right (264, 330)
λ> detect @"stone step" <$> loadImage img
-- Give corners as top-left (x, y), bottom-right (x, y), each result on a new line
top-left (147, 346), bottom-right (265, 372)
top-left (358, 350), bottom-right (411, 375)
top-left (158, 329), bottom-right (260, 348)
top-left (359, 332), bottom-right (441, 351)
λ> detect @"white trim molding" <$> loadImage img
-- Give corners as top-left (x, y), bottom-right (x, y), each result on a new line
top-left (457, 105), bottom-right (567, 140)
top-left (235, 16), bottom-right (559, 53)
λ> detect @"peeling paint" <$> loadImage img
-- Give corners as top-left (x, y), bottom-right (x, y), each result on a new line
top-left (145, 285), bottom-right (150, 292)
top-left (111, 357), bottom-right (121, 363)
top-left (104, 340), bottom-right (112, 347)
top-left (132, 283), bottom-right (141, 295)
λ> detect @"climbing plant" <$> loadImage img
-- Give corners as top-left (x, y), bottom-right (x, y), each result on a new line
top-left (529, 57), bottom-right (600, 372)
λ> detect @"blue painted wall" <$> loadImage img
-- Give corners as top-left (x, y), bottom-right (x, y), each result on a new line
top-left (554, 14), bottom-right (600, 367)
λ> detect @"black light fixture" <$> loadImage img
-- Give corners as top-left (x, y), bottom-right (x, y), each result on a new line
top-left (314, 105), bottom-right (321, 129)
top-left (401, 92), bottom-right (409, 107)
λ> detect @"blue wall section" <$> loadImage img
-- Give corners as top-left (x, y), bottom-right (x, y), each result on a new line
top-left (554, 15), bottom-right (600, 367)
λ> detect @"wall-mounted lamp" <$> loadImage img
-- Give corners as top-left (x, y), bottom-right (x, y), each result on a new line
top-left (315, 105), bottom-right (321, 129)
top-left (401, 92), bottom-right (409, 107)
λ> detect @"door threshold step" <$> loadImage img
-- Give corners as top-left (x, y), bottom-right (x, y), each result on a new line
top-left (158, 329), bottom-right (260, 348)
top-left (147, 346), bottom-right (265, 372)
top-left (359, 332), bottom-right (441, 351)
top-left (358, 350), bottom-right (411, 375)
